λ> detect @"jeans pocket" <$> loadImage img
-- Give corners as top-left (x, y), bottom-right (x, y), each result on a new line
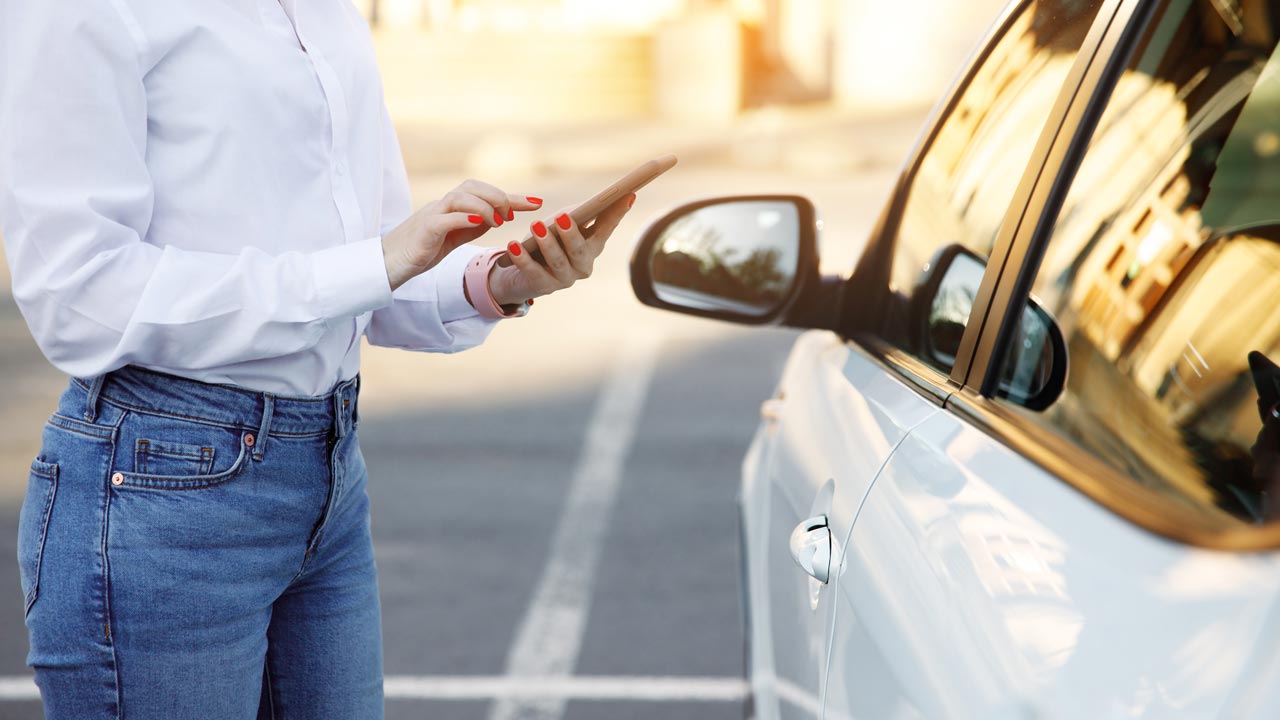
top-left (135, 438), bottom-right (217, 476)
top-left (113, 411), bottom-right (251, 490)
top-left (17, 459), bottom-right (59, 617)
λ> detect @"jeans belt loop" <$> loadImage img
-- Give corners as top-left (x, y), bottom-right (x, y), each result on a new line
top-left (333, 390), bottom-right (348, 439)
top-left (84, 374), bottom-right (107, 422)
top-left (253, 394), bottom-right (275, 461)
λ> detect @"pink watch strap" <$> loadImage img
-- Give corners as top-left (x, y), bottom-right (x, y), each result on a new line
top-left (465, 247), bottom-right (525, 320)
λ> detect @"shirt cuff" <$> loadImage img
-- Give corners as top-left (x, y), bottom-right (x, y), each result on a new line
top-left (436, 245), bottom-right (489, 322)
top-left (311, 236), bottom-right (395, 319)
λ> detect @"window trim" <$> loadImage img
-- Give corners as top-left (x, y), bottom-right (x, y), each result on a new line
top-left (952, 0), bottom-right (1280, 550)
top-left (846, 0), bottom-right (1126, 392)
top-left (843, 0), bottom-right (1040, 347)
top-left (950, 0), bottom-right (1131, 390)
top-left (842, 0), bottom-right (1280, 548)
top-left (949, 388), bottom-right (1280, 550)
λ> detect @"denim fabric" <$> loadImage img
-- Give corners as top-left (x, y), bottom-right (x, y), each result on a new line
top-left (15, 366), bottom-right (383, 719)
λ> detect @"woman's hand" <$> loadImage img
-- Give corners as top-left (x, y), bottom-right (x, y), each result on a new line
top-left (487, 193), bottom-right (636, 306)
top-left (382, 179), bottom-right (543, 291)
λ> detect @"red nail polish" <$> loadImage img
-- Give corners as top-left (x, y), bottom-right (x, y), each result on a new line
top-left (507, 241), bottom-right (522, 257)
top-left (468, 215), bottom-right (483, 224)
top-left (528, 196), bottom-right (544, 206)
top-left (556, 213), bottom-right (571, 230)
top-left (506, 208), bottom-right (515, 222)
top-left (532, 221), bottom-right (547, 238)
top-left (494, 211), bottom-right (504, 226)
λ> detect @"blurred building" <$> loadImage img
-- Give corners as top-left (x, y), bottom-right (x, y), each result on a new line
top-left (360, 0), bottom-right (1008, 124)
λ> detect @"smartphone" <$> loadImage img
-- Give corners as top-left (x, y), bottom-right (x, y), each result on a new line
top-left (496, 154), bottom-right (679, 268)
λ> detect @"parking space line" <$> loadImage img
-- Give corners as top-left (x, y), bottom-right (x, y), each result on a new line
top-left (388, 675), bottom-right (746, 701)
top-left (0, 677), bottom-right (38, 701)
top-left (0, 674), bottom-right (746, 702)
top-left (489, 331), bottom-right (664, 720)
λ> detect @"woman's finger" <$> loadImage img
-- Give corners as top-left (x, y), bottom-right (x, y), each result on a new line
top-left (547, 211), bottom-right (593, 278)
top-left (456, 179), bottom-right (515, 223)
top-left (505, 238), bottom-right (559, 295)
top-left (439, 190), bottom-right (507, 228)
top-left (584, 193), bottom-right (635, 246)
top-left (508, 194), bottom-right (545, 216)
top-left (532, 214), bottom-right (582, 285)
top-left (453, 180), bottom-right (539, 223)
top-left (429, 212), bottom-right (488, 248)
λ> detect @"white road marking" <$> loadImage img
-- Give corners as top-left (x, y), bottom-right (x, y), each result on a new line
top-left (0, 675), bottom-right (745, 703)
top-left (387, 675), bottom-right (746, 701)
top-left (0, 677), bottom-right (37, 701)
top-left (489, 332), bottom-right (664, 720)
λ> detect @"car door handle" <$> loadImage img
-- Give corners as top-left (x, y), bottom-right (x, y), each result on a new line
top-left (789, 515), bottom-right (831, 584)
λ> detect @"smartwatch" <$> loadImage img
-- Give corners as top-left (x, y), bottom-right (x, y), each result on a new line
top-left (465, 247), bottom-right (529, 319)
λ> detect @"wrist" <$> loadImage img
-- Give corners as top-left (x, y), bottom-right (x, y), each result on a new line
top-left (487, 265), bottom-right (523, 307)
top-left (465, 248), bottom-right (527, 319)
top-left (382, 236), bottom-right (417, 292)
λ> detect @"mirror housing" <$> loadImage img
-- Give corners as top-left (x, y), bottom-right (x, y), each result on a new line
top-left (913, 244), bottom-right (1068, 411)
top-left (630, 195), bottom-right (824, 326)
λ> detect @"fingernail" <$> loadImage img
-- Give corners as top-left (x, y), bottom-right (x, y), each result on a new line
top-left (532, 221), bottom-right (547, 238)
top-left (468, 215), bottom-right (483, 224)
top-left (494, 211), bottom-right (504, 226)
top-left (507, 241), bottom-right (522, 257)
top-left (506, 208), bottom-right (515, 222)
top-left (528, 196), bottom-right (543, 206)
top-left (628, 194), bottom-right (636, 209)
top-left (556, 213), bottom-right (571, 230)
top-left (527, 298), bottom-right (534, 306)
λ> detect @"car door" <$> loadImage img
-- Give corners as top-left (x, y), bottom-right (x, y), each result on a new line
top-left (744, 1), bottom-right (1116, 717)
top-left (827, 0), bottom-right (1280, 716)
top-left (743, 331), bottom-right (939, 719)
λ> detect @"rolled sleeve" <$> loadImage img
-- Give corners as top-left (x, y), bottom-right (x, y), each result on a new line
top-left (364, 245), bottom-right (503, 352)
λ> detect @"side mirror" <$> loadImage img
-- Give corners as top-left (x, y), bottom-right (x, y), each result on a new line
top-left (630, 195), bottom-right (820, 325)
top-left (916, 245), bottom-right (1068, 411)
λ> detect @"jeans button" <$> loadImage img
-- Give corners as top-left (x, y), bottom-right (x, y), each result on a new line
top-left (244, 433), bottom-right (256, 448)
top-left (111, 472), bottom-right (124, 486)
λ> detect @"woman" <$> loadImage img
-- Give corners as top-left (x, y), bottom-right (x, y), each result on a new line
top-left (0, 1), bottom-right (633, 717)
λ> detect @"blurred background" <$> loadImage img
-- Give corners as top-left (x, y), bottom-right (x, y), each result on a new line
top-left (0, 1), bottom-right (1004, 718)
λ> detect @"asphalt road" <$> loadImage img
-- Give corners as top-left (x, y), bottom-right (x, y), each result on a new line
top-left (0, 111), bottom-right (918, 719)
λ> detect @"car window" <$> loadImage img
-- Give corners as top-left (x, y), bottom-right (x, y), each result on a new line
top-left (996, 0), bottom-right (1280, 525)
top-left (881, 0), bottom-right (1103, 373)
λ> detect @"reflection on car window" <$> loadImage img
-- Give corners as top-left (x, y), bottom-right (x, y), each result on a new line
top-left (997, 0), bottom-right (1280, 525)
top-left (885, 0), bottom-right (1103, 372)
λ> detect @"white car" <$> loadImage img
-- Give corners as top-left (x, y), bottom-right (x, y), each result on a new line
top-left (631, 0), bottom-right (1280, 717)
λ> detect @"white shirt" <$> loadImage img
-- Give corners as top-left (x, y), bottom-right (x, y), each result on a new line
top-left (0, 0), bottom-right (500, 396)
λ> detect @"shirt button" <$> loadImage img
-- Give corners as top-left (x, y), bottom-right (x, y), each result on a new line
top-left (334, 162), bottom-right (347, 177)
top-left (111, 472), bottom-right (124, 486)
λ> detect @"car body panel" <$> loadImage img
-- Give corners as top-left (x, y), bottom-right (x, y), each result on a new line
top-left (743, 330), bottom-right (939, 718)
top-left (825, 410), bottom-right (1280, 719)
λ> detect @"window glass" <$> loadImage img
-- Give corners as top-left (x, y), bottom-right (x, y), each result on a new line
top-left (884, 0), bottom-right (1103, 372)
top-left (997, 0), bottom-right (1280, 525)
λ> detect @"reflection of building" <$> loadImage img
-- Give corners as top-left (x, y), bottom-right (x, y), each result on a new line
top-left (892, 3), bottom-right (1097, 297)
top-left (1027, 10), bottom-right (1280, 521)
top-left (1059, 64), bottom-right (1262, 360)
top-left (360, 0), bottom-right (1006, 123)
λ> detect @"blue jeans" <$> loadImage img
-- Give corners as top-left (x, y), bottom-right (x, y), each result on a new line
top-left (16, 366), bottom-right (383, 718)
